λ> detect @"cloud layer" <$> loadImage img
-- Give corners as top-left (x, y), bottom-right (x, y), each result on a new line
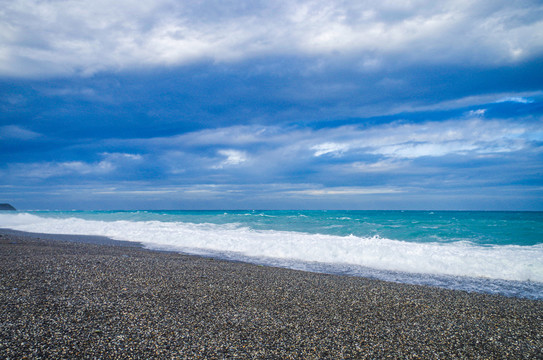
top-left (1, 1), bottom-right (542, 210)
top-left (2, 115), bottom-right (541, 209)
top-left (2, 0), bottom-right (543, 77)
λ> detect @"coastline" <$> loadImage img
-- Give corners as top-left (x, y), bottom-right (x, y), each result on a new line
top-left (1, 231), bottom-right (542, 359)
top-left (3, 211), bottom-right (542, 300)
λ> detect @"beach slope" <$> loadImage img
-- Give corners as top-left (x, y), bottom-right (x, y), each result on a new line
top-left (0, 232), bottom-right (541, 359)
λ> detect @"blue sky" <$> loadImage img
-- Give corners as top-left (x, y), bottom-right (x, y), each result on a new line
top-left (1, 0), bottom-right (542, 210)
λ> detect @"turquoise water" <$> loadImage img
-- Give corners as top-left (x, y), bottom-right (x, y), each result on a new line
top-left (1, 210), bottom-right (542, 299)
top-left (26, 210), bottom-right (543, 246)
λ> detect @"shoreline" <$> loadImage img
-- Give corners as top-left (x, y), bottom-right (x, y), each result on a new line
top-left (0, 228), bottom-right (145, 247)
top-left (1, 231), bottom-right (542, 358)
top-left (2, 228), bottom-right (541, 301)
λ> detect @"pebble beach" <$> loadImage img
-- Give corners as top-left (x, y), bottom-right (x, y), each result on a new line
top-left (0, 231), bottom-right (542, 359)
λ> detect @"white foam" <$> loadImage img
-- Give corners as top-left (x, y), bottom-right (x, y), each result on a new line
top-left (1, 212), bottom-right (542, 283)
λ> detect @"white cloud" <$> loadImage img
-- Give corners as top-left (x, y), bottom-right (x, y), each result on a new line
top-left (465, 109), bottom-right (486, 117)
top-left (307, 118), bottom-right (537, 160)
top-left (359, 119), bottom-right (533, 158)
top-left (312, 142), bottom-right (350, 156)
top-left (1, 0), bottom-right (542, 77)
top-left (213, 149), bottom-right (248, 168)
top-left (116, 117), bottom-right (540, 167)
top-left (372, 141), bottom-right (479, 159)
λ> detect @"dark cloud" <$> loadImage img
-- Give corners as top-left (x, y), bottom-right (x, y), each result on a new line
top-left (1, 1), bottom-right (542, 209)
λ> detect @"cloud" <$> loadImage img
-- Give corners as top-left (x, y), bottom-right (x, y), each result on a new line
top-left (348, 159), bottom-right (408, 173)
top-left (165, 126), bottom-right (272, 147)
top-left (93, 189), bottom-right (176, 195)
top-left (9, 160), bottom-right (114, 179)
top-left (309, 118), bottom-right (536, 160)
top-left (41, 87), bottom-right (97, 97)
top-left (6, 152), bottom-right (142, 179)
top-left (2, 115), bottom-right (541, 211)
top-left (465, 109), bottom-right (487, 117)
top-left (495, 96), bottom-right (535, 104)
top-left (289, 186), bottom-right (403, 196)
top-left (370, 91), bottom-right (543, 117)
top-left (100, 152), bottom-right (143, 161)
top-left (213, 149), bottom-right (248, 168)
top-left (87, 117), bottom-right (541, 192)
top-left (312, 142), bottom-right (350, 157)
top-left (2, 0), bottom-right (543, 77)
top-left (118, 117), bottom-right (540, 165)
top-left (37, 85), bottom-right (116, 103)
top-left (0, 125), bottom-right (41, 140)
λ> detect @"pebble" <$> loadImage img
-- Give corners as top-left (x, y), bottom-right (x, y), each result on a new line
top-left (0, 233), bottom-right (542, 359)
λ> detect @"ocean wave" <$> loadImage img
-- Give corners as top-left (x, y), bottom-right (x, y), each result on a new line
top-left (1, 212), bottom-right (542, 285)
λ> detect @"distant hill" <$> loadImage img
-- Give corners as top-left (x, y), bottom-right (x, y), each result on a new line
top-left (0, 203), bottom-right (16, 211)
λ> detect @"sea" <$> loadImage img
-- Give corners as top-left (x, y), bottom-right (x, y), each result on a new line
top-left (1, 210), bottom-right (542, 300)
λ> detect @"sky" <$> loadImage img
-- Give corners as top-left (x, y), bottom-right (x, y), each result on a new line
top-left (1, 0), bottom-right (543, 210)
